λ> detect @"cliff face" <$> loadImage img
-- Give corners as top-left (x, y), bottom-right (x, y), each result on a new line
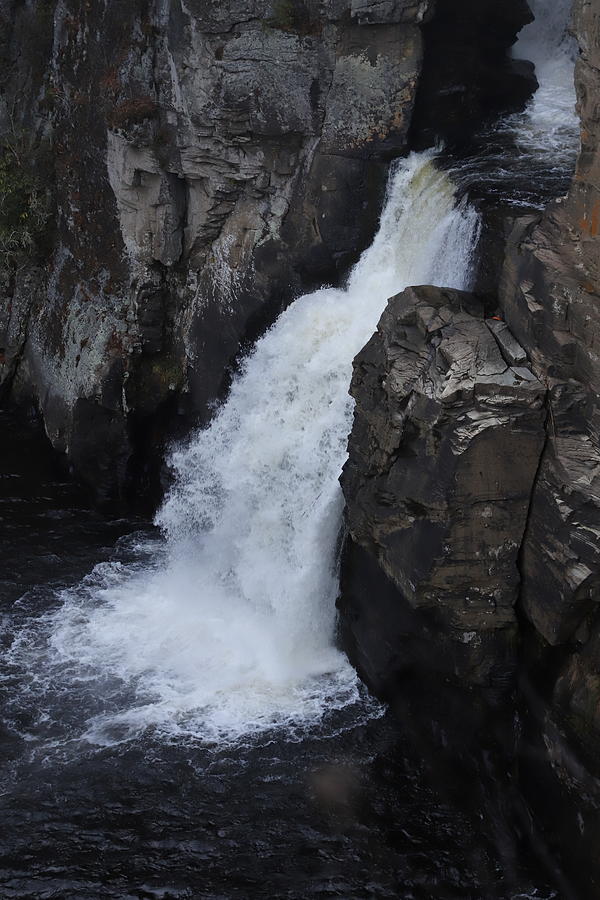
top-left (343, 0), bottom-right (600, 717)
top-left (0, 0), bottom-right (534, 506)
top-left (341, 286), bottom-right (546, 694)
top-left (496, 0), bottom-right (600, 861)
top-left (0, 0), bottom-right (435, 504)
top-left (341, 0), bottom-right (600, 886)
top-left (498, 0), bottom-right (600, 752)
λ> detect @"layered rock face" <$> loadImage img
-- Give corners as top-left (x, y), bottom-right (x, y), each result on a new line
top-left (0, 0), bottom-right (534, 505)
top-left (0, 0), bottom-right (434, 504)
top-left (341, 286), bottom-right (546, 693)
top-left (340, 0), bottom-right (600, 886)
top-left (497, 0), bottom-right (600, 759)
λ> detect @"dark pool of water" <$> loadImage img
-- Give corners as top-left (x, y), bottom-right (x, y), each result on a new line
top-left (0, 411), bottom-right (570, 900)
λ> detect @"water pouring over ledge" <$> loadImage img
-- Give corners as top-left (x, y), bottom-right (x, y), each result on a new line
top-left (4, 0), bottom-right (578, 751)
top-left (7, 153), bottom-right (481, 747)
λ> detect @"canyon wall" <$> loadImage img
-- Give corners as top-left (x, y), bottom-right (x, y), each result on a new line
top-left (0, 0), bottom-right (432, 504)
top-left (0, 0), bottom-right (532, 505)
top-left (340, 0), bottom-right (600, 888)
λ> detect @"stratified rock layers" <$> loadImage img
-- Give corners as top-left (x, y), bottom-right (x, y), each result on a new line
top-left (497, 0), bottom-right (600, 758)
top-left (0, 0), bottom-right (432, 503)
top-left (340, 286), bottom-right (546, 692)
top-left (0, 0), bottom-right (534, 504)
top-left (340, 1), bottom-right (600, 884)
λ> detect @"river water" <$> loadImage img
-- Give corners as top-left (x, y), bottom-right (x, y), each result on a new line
top-left (0, 1), bottom-right (581, 897)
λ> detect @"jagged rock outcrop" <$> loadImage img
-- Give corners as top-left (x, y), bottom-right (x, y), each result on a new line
top-left (340, 285), bottom-right (546, 693)
top-left (0, 0), bottom-right (534, 505)
top-left (339, 0), bottom-right (600, 887)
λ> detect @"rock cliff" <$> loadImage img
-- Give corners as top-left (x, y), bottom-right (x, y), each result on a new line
top-left (0, 0), bottom-right (434, 504)
top-left (340, 0), bottom-right (600, 888)
top-left (341, 286), bottom-right (546, 694)
top-left (498, 0), bottom-right (600, 743)
top-left (0, 0), bottom-right (532, 505)
top-left (497, 0), bottom-right (600, 874)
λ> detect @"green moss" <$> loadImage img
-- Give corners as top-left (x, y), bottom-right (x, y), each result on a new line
top-left (0, 136), bottom-right (51, 266)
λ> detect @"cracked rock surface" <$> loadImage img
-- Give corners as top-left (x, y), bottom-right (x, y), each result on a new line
top-left (497, 0), bottom-right (600, 764)
top-left (0, 0), bottom-right (431, 503)
top-left (340, 285), bottom-right (546, 690)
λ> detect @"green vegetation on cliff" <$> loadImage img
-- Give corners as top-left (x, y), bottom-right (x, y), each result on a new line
top-left (0, 134), bottom-right (51, 265)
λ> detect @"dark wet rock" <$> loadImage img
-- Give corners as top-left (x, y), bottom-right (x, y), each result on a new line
top-left (350, 0), bottom-right (432, 25)
top-left (340, 285), bottom-right (546, 691)
top-left (495, 0), bottom-right (600, 768)
top-left (410, 0), bottom-right (537, 149)
top-left (0, 0), bottom-right (434, 506)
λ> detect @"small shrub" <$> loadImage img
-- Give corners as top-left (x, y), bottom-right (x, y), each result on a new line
top-left (0, 138), bottom-right (51, 266)
top-left (269, 0), bottom-right (296, 30)
top-left (107, 96), bottom-right (159, 130)
top-left (266, 0), bottom-right (316, 35)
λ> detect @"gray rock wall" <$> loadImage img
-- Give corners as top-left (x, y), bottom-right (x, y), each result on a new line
top-left (497, 0), bottom-right (600, 758)
top-left (339, 1), bottom-right (600, 886)
top-left (340, 285), bottom-right (546, 691)
top-left (0, 0), bottom-right (431, 503)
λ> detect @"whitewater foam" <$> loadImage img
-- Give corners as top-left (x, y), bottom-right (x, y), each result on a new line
top-left (5, 0), bottom-right (579, 750)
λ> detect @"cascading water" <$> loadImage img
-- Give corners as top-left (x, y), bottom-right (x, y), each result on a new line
top-left (6, 154), bottom-right (481, 747)
top-left (4, 1), bottom-right (579, 753)
top-left (0, 3), bottom-right (583, 897)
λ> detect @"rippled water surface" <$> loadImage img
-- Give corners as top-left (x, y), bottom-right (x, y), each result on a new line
top-left (0, 416), bottom-right (561, 899)
top-left (0, 414), bottom-right (568, 900)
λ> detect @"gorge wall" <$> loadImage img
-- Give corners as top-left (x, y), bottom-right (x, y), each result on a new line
top-left (0, 0), bottom-right (533, 506)
top-left (339, 0), bottom-right (600, 889)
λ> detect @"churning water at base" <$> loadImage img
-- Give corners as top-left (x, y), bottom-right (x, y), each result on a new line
top-left (5, 154), bottom-right (481, 749)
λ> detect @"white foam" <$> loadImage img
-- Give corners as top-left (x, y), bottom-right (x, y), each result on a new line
top-left (7, 1), bottom-right (580, 750)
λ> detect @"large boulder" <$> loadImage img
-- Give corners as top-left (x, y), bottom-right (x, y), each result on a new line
top-left (340, 285), bottom-right (546, 694)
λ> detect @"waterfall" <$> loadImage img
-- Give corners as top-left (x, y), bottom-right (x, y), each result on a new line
top-left (11, 154), bottom-right (480, 746)
top-left (6, 0), bottom-right (578, 751)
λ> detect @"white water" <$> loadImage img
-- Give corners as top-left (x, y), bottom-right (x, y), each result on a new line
top-left (8, 154), bottom-right (480, 746)
top-left (512, 0), bottom-right (579, 160)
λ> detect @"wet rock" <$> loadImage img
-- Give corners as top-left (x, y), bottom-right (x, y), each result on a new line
top-left (350, 0), bottom-right (432, 25)
top-left (496, 0), bottom-right (600, 761)
top-left (340, 285), bottom-right (546, 690)
top-left (0, 0), bottom-right (434, 504)
top-left (0, 0), bottom-right (537, 505)
top-left (410, 0), bottom-right (536, 148)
